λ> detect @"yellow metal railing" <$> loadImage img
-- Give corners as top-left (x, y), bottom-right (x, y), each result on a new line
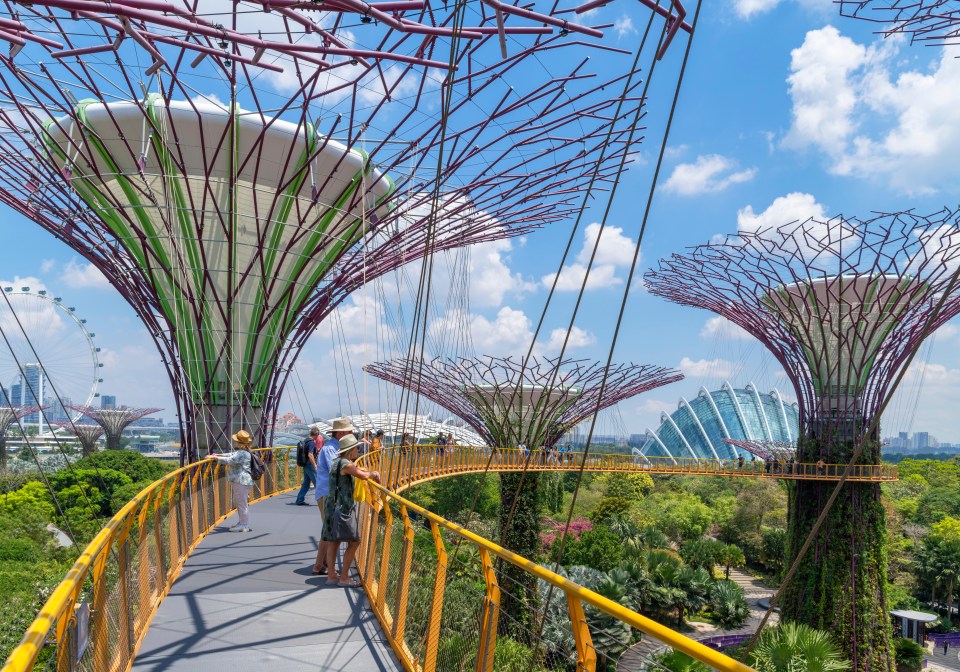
top-left (1, 447), bottom-right (298, 672)
top-left (367, 445), bottom-right (898, 491)
top-left (354, 449), bottom-right (757, 672)
top-left (7, 442), bottom-right (885, 672)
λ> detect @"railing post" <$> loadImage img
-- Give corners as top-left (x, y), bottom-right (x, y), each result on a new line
top-left (566, 593), bottom-right (597, 672)
top-left (91, 546), bottom-right (111, 672)
top-left (134, 492), bottom-right (154, 633)
top-left (392, 505), bottom-right (415, 642)
top-left (475, 547), bottom-right (500, 672)
top-left (211, 461), bottom-right (221, 518)
top-left (362, 493), bottom-right (381, 583)
top-left (377, 500), bottom-right (394, 618)
top-left (423, 520), bottom-right (447, 672)
top-left (152, 483), bottom-right (167, 602)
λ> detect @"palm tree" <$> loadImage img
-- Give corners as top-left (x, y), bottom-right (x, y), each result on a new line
top-left (746, 622), bottom-right (852, 672)
top-left (708, 580), bottom-right (750, 629)
top-left (719, 543), bottom-right (746, 580)
top-left (654, 650), bottom-right (712, 672)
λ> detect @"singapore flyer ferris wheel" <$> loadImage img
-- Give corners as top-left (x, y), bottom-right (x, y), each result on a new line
top-left (0, 286), bottom-right (102, 430)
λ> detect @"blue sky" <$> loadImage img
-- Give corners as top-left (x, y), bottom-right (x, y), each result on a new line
top-left (3, 0), bottom-right (960, 442)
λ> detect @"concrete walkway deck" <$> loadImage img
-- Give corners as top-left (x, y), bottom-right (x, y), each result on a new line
top-left (131, 491), bottom-right (402, 672)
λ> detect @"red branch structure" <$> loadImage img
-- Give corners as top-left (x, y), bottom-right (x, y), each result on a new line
top-left (52, 419), bottom-right (105, 456)
top-left (69, 405), bottom-right (160, 451)
top-left (365, 355), bottom-right (683, 448)
top-left (839, 0), bottom-right (960, 45)
top-left (0, 1), bottom-right (683, 460)
top-left (0, 404), bottom-right (39, 467)
top-left (645, 209), bottom-right (960, 671)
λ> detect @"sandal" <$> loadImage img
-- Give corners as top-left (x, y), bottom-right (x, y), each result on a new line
top-left (312, 564), bottom-right (327, 576)
top-left (339, 577), bottom-right (362, 588)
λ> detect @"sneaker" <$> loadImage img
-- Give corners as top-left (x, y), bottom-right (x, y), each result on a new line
top-left (295, 502), bottom-right (310, 506)
top-left (231, 526), bottom-right (252, 533)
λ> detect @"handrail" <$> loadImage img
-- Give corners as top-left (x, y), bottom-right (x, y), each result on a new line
top-left (354, 467), bottom-right (756, 672)
top-left (4, 443), bottom-right (882, 672)
top-left (1, 447), bottom-right (298, 672)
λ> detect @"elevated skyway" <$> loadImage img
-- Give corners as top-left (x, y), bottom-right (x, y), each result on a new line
top-left (4, 444), bottom-right (898, 672)
top-left (131, 491), bottom-right (399, 672)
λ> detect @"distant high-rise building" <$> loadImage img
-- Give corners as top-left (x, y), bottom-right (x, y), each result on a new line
top-left (20, 364), bottom-right (45, 427)
top-left (914, 432), bottom-right (930, 450)
top-left (101, 395), bottom-right (116, 410)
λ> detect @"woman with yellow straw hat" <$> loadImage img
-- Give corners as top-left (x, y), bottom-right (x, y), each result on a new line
top-left (206, 430), bottom-right (255, 532)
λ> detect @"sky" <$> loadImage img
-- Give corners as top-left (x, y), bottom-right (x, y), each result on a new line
top-left (2, 0), bottom-right (960, 442)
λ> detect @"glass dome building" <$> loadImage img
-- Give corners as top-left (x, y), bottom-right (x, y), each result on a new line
top-left (637, 382), bottom-right (798, 461)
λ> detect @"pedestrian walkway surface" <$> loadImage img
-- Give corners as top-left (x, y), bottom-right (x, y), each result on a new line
top-left (131, 491), bottom-right (402, 672)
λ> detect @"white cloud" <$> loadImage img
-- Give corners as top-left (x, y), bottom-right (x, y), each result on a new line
top-left (700, 316), bottom-right (753, 341)
top-left (543, 222), bottom-right (638, 292)
top-left (784, 28), bottom-right (960, 194)
top-left (40, 259), bottom-right (55, 273)
top-left (662, 154), bottom-right (757, 195)
top-left (614, 15), bottom-right (636, 38)
top-left (471, 306), bottom-right (535, 355)
top-left (469, 239), bottom-right (537, 309)
top-left (902, 360), bottom-right (960, 386)
top-left (679, 356), bottom-right (740, 378)
top-left (60, 258), bottom-right (110, 290)
top-left (737, 192), bottom-right (826, 234)
top-left (544, 326), bottom-right (596, 354)
top-left (733, 0), bottom-right (781, 18)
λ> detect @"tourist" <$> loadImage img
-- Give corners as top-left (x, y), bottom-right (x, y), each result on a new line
top-left (371, 430), bottom-right (384, 453)
top-left (312, 430), bottom-right (338, 575)
top-left (566, 443), bottom-right (574, 465)
top-left (294, 427), bottom-right (321, 506)
top-left (737, 454), bottom-right (744, 470)
top-left (359, 429), bottom-right (373, 456)
top-left (323, 434), bottom-right (381, 586)
top-left (816, 458), bottom-right (826, 476)
top-left (206, 430), bottom-right (255, 532)
top-left (437, 432), bottom-right (447, 460)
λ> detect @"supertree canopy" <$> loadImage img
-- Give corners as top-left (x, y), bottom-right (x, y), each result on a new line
top-left (52, 420), bottom-right (105, 457)
top-left (366, 355), bottom-right (682, 638)
top-left (0, 405), bottom-right (39, 467)
top-left (645, 208), bottom-right (960, 671)
top-left (0, 1), bottom-right (686, 459)
top-left (838, 0), bottom-right (960, 45)
top-left (70, 406), bottom-right (161, 452)
top-left (364, 355), bottom-right (683, 448)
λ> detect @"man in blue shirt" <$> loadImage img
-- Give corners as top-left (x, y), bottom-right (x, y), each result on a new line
top-left (312, 418), bottom-right (354, 574)
top-left (294, 428), bottom-right (321, 505)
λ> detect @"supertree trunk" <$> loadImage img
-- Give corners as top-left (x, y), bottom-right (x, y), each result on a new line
top-left (498, 470), bottom-right (542, 641)
top-left (781, 427), bottom-right (893, 672)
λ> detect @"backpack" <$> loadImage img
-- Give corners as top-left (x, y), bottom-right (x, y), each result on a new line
top-left (295, 439), bottom-right (308, 467)
top-left (249, 451), bottom-right (266, 481)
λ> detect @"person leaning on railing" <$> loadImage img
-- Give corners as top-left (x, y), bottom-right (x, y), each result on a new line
top-left (205, 430), bottom-right (255, 533)
top-left (322, 434), bottom-right (381, 587)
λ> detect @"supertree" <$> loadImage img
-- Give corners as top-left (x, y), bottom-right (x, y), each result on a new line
top-left (0, 405), bottom-right (39, 467)
top-left (0, 1), bottom-right (690, 460)
top-left (365, 355), bottom-right (682, 638)
top-left (52, 419), bottom-right (105, 456)
top-left (645, 209), bottom-right (960, 671)
top-left (838, 0), bottom-right (960, 45)
top-left (70, 406), bottom-right (160, 452)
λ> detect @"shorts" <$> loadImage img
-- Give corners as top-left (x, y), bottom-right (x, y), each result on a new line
top-left (316, 496), bottom-right (327, 533)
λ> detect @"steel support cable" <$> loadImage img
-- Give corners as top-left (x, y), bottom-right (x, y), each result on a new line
top-left (395, 0), bottom-right (472, 443)
top-left (442, 15), bottom-right (661, 562)
top-left (0, 285), bottom-right (114, 503)
top-left (0, 299), bottom-right (104, 544)
top-left (740, 253), bottom-right (960, 659)
top-left (447, 2), bottom-right (663, 568)
top-left (526, 1), bottom-right (703, 667)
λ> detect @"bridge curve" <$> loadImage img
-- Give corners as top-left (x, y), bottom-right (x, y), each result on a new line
top-left (4, 445), bottom-right (893, 672)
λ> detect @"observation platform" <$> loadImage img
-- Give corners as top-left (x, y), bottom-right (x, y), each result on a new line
top-left (131, 490), bottom-right (401, 672)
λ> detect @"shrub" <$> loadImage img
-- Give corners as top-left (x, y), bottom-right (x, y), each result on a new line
top-left (893, 637), bottom-right (925, 672)
top-left (708, 580), bottom-right (749, 629)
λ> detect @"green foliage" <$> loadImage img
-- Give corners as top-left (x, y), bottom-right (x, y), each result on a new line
top-left (893, 637), bottom-right (925, 672)
top-left (746, 623), bottom-right (852, 672)
top-left (492, 636), bottom-right (550, 672)
top-left (48, 468), bottom-right (132, 516)
top-left (0, 537), bottom-right (38, 562)
top-left (914, 487), bottom-right (960, 525)
top-left (680, 538), bottom-right (725, 571)
top-left (760, 528), bottom-right (787, 574)
top-left (642, 492), bottom-right (713, 542)
top-left (0, 481), bottom-right (54, 519)
top-left (558, 525), bottom-right (623, 572)
top-left (885, 583), bottom-right (921, 611)
top-left (654, 650), bottom-right (712, 672)
top-left (604, 472), bottom-right (653, 500)
top-left (590, 496), bottom-right (632, 525)
top-left (73, 450), bottom-right (171, 484)
top-left (707, 580), bottom-right (749, 629)
top-left (110, 480), bottom-right (155, 513)
top-left (409, 474), bottom-right (500, 522)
